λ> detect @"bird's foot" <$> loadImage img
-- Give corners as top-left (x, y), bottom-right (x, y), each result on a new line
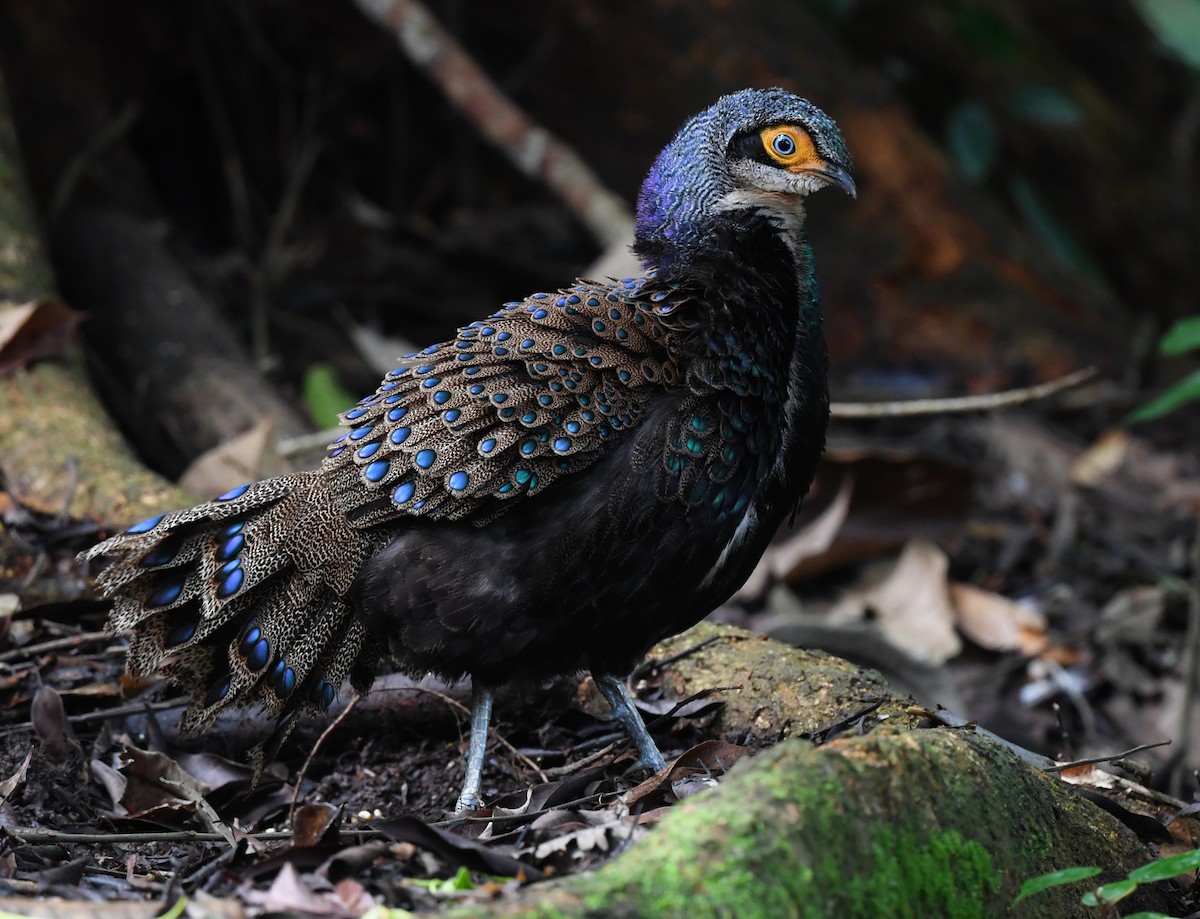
top-left (594, 672), bottom-right (667, 774)
top-left (454, 683), bottom-right (494, 814)
top-left (455, 790), bottom-right (484, 814)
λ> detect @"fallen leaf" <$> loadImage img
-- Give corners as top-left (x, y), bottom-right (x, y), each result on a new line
top-left (0, 749), bottom-right (32, 801)
top-left (950, 583), bottom-right (1047, 654)
top-left (1070, 427), bottom-right (1130, 487)
top-left (0, 299), bottom-right (83, 375)
top-left (830, 540), bottom-right (962, 665)
top-left (179, 419), bottom-right (284, 496)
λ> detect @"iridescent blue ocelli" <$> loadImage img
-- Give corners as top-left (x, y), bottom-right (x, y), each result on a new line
top-left (80, 89), bottom-right (850, 814)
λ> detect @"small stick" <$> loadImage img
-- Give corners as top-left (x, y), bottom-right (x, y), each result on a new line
top-left (0, 631), bottom-right (115, 664)
top-left (1045, 739), bottom-right (1173, 774)
top-left (289, 693), bottom-right (361, 823)
top-left (830, 367), bottom-right (1097, 419)
top-left (351, 0), bottom-right (632, 247)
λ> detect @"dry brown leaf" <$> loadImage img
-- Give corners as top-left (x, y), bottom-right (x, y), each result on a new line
top-left (1070, 427), bottom-right (1130, 487)
top-left (0, 299), bottom-right (83, 375)
top-left (830, 539), bottom-right (962, 665)
top-left (950, 583), bottom-right (1048, 654)
top-left (0, 749), bottom-right (32, 801)
top-left (767, 473), bottom-right (855, 580)
top-left (179, 419), bottom-right (283, 496)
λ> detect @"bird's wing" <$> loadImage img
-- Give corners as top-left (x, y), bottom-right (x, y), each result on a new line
top-left (321, 278), bottom-right (684, 526)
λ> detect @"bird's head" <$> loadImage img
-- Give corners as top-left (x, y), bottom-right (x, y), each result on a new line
top-left (634, 88), bottom-right (854, 262)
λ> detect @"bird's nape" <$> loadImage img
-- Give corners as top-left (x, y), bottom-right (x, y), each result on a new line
top-left (81, 88), bottom-right (852, 814)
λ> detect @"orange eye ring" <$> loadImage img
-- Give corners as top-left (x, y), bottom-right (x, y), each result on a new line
top-left (759, 125), bottom-right (819, 169)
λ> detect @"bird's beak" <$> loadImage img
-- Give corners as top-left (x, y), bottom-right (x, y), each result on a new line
top-left (792, 160), bottom-right (857, 199)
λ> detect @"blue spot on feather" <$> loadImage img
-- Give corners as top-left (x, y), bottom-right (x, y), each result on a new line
top-left (448, 471), bottom-right (469, 491)
top-left (391, 427), bottom-right (411, 445)
top-left (217, 562), bottom-right (244, 598)
top-left (393, 482), bottom-right (415, 504)
top-left (150, 583), bottom-right (182, 606)
top-left (345, 408), bottom-right (366, 420)
top-left (206, 677), bottom-right (230, 706)
top-left (554, 437), bottom-right (572, 452)
top-left (216, 534), bottom-right (244, 561)
top-left (165, 615), bottom-right (198, 646)
top-left (388, 407), bottom-right (407, 422)
top-left (271, 660), bottom-right (296, 697)
top-left (480, 438), bottom-right (496, 454)
top-left (444, 409), bottom-right (461, 423)
top-left (415, 449), bottom-right (436, 469)
top-left (141, 543), bottom-right (179, 567)
top-left (434, 390), bottom-right (450, 404)
top-left (365, 460), bottom-right (389, 482)
top-left (245, 638), bottom-right (269, 671)
top-left (217, 484), bottom-right (250, 501)
top-left (358, 442), bottom-right (380, 459)
top-left (349, 427), bottom-right (373, 441)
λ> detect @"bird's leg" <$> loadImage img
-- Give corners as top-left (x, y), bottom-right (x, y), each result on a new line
top-left (455, 683), bottom-right (493, 813)
top-left (594, 673), bottom-right (667, 772)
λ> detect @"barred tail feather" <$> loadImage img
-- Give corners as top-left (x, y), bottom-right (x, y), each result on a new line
top-left (81, 472), bottom-right (381, 736)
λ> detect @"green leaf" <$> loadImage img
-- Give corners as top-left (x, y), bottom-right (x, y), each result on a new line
top-left (946, 102), bottom-right (996, 182)
top-left (1128, 368), bottom-right (1200, 422)
top-left (1160, 316), bottom-right (1200, 355)
top-left (1133, 0), bottom-right (1200, 70)
top-left (302, 362), bottom-right (356, 429)
top-left (1012, 866), bottom-right (1101, 904)
top-left (1129, 846), bottom-right (1200, 882)
top-left (1081, 878), bottom-right (1138, 905)
top-left (1008, 175), bottom-right (1104, 282)
top-left (1121, 913), bottom-right (1179, 919)
top-left (953, 8), bottom-right (1022, 61)
top-left (1011, 86), bottom-right (1085, 127)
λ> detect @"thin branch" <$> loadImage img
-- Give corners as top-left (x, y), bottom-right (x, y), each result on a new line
top-left (351, 0), bottom-right (633, 247)
top-left (289, 692), bottom-right (361, 823)
top-left (0, 630), bottom-right (115, 664)
top-left (830, 367), bottom-right (1098, 419)
top-left (1045, 739), bottom-right (1173, 774)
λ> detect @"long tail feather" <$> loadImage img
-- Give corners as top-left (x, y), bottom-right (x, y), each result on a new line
top-left (81, 472), bottom-right (380, 735)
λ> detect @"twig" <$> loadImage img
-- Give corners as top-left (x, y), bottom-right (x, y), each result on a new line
top-left (830, 367), bottom-right (1097, 419)
top-left (392, 685), bottom-right (549, 786)
top-left (352, 0), bottom-right (633, 247)
top-left (5, 827), bottom-right (381, 845)
top-left (1045, 739), bottom-right (1173, 774)
top-left (538, 742), bottom-right (618, 780)
top-left (277, 427), bottom-right (341, 458)
top-left (1170, 518), bottom-right (1200, 798)
top-left (0, 631), bottom-right (115, 664)
top-left (49, 101), bottom-right (141, 221)
top-left (289, 693), bottom-right (360, 824)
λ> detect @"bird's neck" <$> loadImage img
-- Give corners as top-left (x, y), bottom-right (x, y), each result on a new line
top-left (643, 208), bottom-right (829, 515)
top-left (638, 208), bottom-right (826, 387)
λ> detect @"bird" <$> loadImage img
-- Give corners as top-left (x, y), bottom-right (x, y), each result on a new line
top-left (81, 88), bottom-right (855, 813)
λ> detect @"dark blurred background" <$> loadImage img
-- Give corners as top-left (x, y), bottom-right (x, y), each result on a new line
top-left (1, 0), bottom-right (1195, 476)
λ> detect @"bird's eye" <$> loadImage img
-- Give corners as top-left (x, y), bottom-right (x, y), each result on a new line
top-left (759, 125), bottom-right (818, 169)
